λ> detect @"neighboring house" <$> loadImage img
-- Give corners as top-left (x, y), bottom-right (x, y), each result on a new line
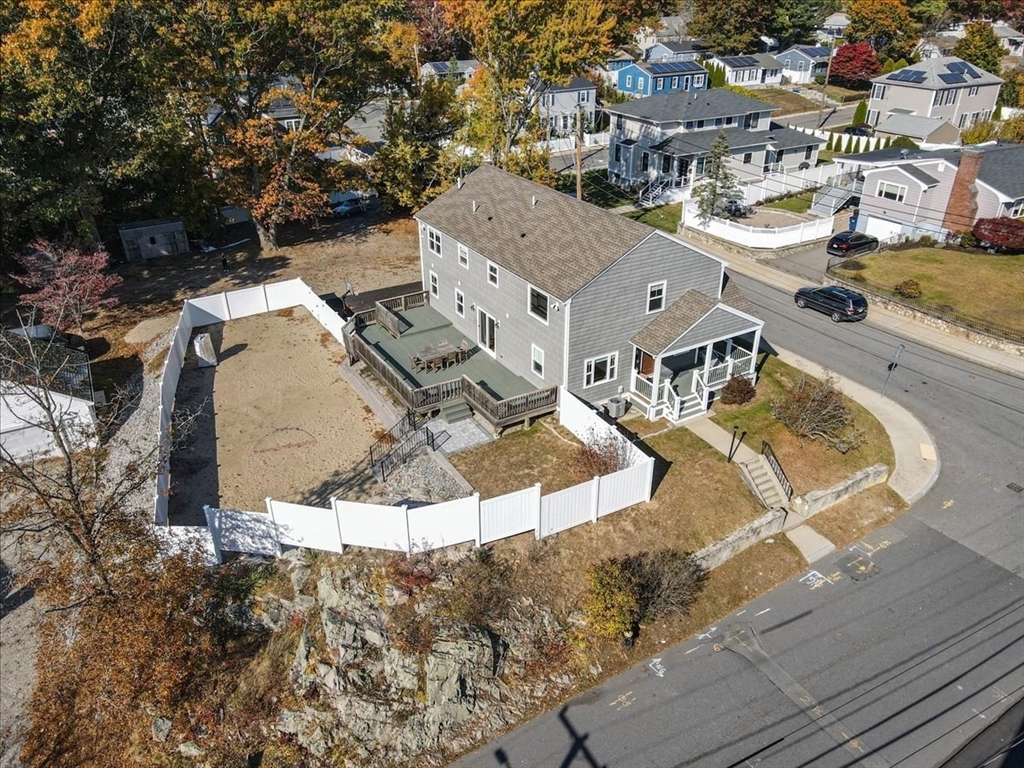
top-left (817, 12), bottom-right (850, 42)
top-left (644, 40), bottom-right (710, 62)
top-left (0, 333), bottom-right (97, 461)
top-left (836, 142), bottom-right (1024, 239)
top-left (866, 57), bottom-right (1003, 131)
top-left (604, 89), bottom-right (824, 195)
top-left (634, 15), bottom-right (687, 50)
top-left (118, 218), bottom-right (190, 262)
top-left (707, 55), bottom-right (782, 88)
top-left (595, 50), bottom-right (635, 85)
top-left (539, 76), bottom-right (597, 136)
top-left (616, 60), bottom-right (708, 98)
top-left (419, 59), bottom-right (480, 93)
top-left (993, 22), bottom-right (1024, 54)
top-left (409, 164), bottom-right (764, 423)
top-left (777, 45), bottom-right (832, 84)
top-left (872, 113), bottom-right (960, 145)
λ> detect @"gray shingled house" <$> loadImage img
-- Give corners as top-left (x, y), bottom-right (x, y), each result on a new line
top-left (345, 165), bottom-right (764, 429)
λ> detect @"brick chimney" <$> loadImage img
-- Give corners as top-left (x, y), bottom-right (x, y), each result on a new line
top-left (942, 147), bottom-right (984, 233)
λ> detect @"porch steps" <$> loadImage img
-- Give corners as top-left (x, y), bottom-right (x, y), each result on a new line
top-left (439, 399), bottom-right (473, 424)
top-left (639, 180), bottom-right (669, 206)
top-left (740, 456), bottom-right (788, 510)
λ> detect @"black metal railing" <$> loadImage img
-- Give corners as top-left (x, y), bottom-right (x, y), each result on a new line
top-left (827, 256), bottom-right (1024, 344)
top-left (372, 423), bottom-right (438, 483)
top-left (761, 440), bottom-right (794, 500)
top-left (368, 411), bottom-right (422, 466)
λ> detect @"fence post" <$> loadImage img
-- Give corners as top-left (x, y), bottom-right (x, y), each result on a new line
top-left (404, 505), bottom-right (412, 555)
top-left (266, 497), bottom-right (283, 556)
top-left (203, 504), bottom-right (223, 564)
top-left (645, 457), bottom-right (655, 502)
top-left (474, 492), bottom-right (482, 547)
top-left (330, 496), bottom-right (345, 553)
top-left (591, 476), bottom-right (600, 523)
top-left (534, 483), bottom-right (543, 540)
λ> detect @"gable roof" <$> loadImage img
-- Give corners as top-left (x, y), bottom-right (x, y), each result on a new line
top-left (874, 113), bottom-right (956, 140)
top-left (649, 40), bottom-right (709, 54)
top-left (652, 123), bottom-right (823, 156)
top-left (543, 76), bottom-right (596, 93)
top-left (415, 165), bottom-right (655, 301)
top-left (780, 45), bottom-right (832, 62)
top-left (717, 55), bottom-right (761, 69)
top-left (992, 24), bottom-right (1023, 40)
top-left (631, 285), bottom-right (761, 356)
top-left (1, 333), bottom-right (93, 402)
top-left (634, 60), bottom-right (707, 77)
top-left (898, 164), bottom-right (941, 187)
top-left (872, 56), bottom-right (1003, 88)
top-left (421, 59), bottom-right (480, 76)
top-left (753, 53), bottom-right (783, 69)
top-left (604, 89), bottom-right (775, 124)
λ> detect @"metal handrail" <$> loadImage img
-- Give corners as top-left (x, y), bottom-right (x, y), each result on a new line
top-left (761, 440), bottom-right (794, 500)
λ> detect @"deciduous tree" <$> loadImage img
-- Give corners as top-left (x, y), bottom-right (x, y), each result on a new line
top-left (689, 0), bottom-right (776, 55)
top-left (847, 0), bottom-right (918, 62)
top-left (694, 132), bottom-right (740, 225)
top-left (14, 240), bottom-right (123, 335)
top-left (973, 217), bottom-right (1024, 251)
top-left (767, 0), bottom-right (832, 51)
top-left (952, 20), bottom-right (1004, 76)
top-left (830, 41), bottom-right (883, 85)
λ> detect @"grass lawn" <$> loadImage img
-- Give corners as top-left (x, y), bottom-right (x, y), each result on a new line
top-left (555, 169), bottom-right (634, 209)
top-left (817, 149), bottom-right (840, 164)
top-left (624, 203), bottom-right (681, 233)
top-left (711, 357), bottom-right (895, 495)
top-left (447, 416), bottom-right (584, 499)
top-left (764, 192), bottom-right (814, 213)
top-left (756, 87), bottom-right (821, 116)
top-left (833, 247), bottom-right (1024, 337)
top-left (803, 82), bottom-right (868, 102)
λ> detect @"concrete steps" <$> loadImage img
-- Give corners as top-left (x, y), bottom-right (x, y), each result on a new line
top-left (440, 399), bottom-right (473, 424)
top-left (741, 456), bottom-right (787, 509)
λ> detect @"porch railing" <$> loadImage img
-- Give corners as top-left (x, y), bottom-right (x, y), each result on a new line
top-left (631, 371), bottom-right (655, 402)
top-left (661, 380), bottom-right (682, 421)
top-left (731, 348), bottom-right (754, 374)
top-left (705, 360), bottom-right (732, 387)
top-left (692, 371), bottom-right (710, 411)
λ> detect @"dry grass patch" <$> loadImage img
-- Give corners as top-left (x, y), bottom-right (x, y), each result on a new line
top-left (619, 414), bottom-right (671, 438)
top-left (447, 417), bottom-right (583, 499)
top-left (834, 247), bottom-right (1024, 337)
top-left (756, 87), bottom-right (821, 115)
top-left (807, 484), bottom-right (907, 547)
top-left (712, 357), bottom-right (895, 495)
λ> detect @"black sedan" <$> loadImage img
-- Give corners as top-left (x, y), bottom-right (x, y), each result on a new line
top-left (794, 286), bottom-right (868, 322)
top-left (827, 230), bottom-right (879, 257)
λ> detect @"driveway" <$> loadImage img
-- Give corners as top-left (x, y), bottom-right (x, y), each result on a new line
top-left (549, 145), bottom-right (608, 173)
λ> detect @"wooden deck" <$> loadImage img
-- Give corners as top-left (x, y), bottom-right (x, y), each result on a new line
top-left (358, 305), bottom-right (535, 400)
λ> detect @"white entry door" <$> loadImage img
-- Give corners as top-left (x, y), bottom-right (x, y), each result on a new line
top-left (477, 309), bottom-right (496, 356)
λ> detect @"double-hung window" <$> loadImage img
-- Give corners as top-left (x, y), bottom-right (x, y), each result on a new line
top-left (876, 181), bottom-right (907, 203)
top-left (671, 76), bottom-right (679, 88)
top-left (427, 226), bottom-right (442, 256)
top-left (584, 353), bottom-right (618, 388)
top-left (871, 84), bottom-right (886, 100)
top-left (455, 289), bottom-right (465, 317)
top-left (743, 152), bottom-right (753, 164)
top-left (641, 152), bottom-right (650, 171)
top-left (625, 74), bottom-right (633, 88)
top-left (528, 286), bottom-right (549, 323)
top-left (805, 146), bottom-right (813, 161)
top-left (1011, 199), bottom-right (1024, 218)
top-left (429, 271), bottom-right (439, 297)
top-left (647, 281), bottom-right (666, 313)
top-left (968, 85), bottom-right (978, 97)
top-left (458, 243), bottom-right (469, 268)
top-left (531, 345), bottom-right (545, 378)
top-left (661, 154), bottom-right (672, 173)
top-left (487, 261), bottom-right (499, 286)
top-left (614, 144), bottom-right (622, 163)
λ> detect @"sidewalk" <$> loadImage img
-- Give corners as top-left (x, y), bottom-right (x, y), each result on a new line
top-left (678, 232), bottom-right (1024, 378)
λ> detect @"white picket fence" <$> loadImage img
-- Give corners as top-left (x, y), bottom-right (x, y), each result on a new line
top-left (740, 163), bottom-right (840, 205)
top-left (786, 124), bottom-right (888, 153)
top-left (154, 278), bottom-right (346, 525)
top-left (533, 132), bottom-right (611, 154)
top-left (155, 280), bottom-right (655, 561)
top-left (684, 203), bottom-right (835, 249)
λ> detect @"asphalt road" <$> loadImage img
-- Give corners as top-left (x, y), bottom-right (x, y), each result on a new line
top-left (550, 146), bottom-right (609, 173)
top-left (455, 274), bottom-right (1024, 767)
top-left (786, 103), bottom-right (859, 130)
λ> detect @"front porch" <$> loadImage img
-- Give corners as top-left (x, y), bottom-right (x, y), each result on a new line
top-left (628, 285), bottom-right (763, 423)
top-left (343, 291), bottom-right (559, 432)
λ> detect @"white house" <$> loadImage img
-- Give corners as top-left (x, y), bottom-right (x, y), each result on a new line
top-left (1, 333), bottom-right (97, 461)
top-left (708, 55), bottom-right (783, 88)
top-left (778, 45), bottom-right (832, 84)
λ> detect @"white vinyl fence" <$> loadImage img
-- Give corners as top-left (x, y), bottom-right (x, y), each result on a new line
top-left (683, 203), bottom-right (835, 249)
top-left (740, 163), bottom-right (840, 205)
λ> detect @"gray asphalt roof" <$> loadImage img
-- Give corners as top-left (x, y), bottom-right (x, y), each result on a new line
top-left (604, 89), bottom-right (776, 124)
top-left (753, 54), bottom-right (783, 69)
top-left (875, 113), bottom-right (954, 141)
top-left (900, 164), bottom-right (940, 187)
top-left (651, 123), bottom-right (823, 155)
top-left (718, 56), bottom-right (760, 68)
top-left (651, 40), bottom-right (708, 53)
top-left (871, 56), bottom-right (1003, 87)
top-left (415, 165), bottom-right (655, 301)
top-left (781, 45), bottom-right (832, 62)
top-left (544, 76), bottom-right (596, 93)
top-left (421, 59), bottom-right (480, 76)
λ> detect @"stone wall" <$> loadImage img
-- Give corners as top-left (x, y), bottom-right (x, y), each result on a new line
top-left (680, 226), bottom-right (832, 260)
top-left (694, 508), bottom-right (788, 571)
top-left (791, 463), bottom-right (889, 518)
top-left (824, 276), bottom-right (1024, 356)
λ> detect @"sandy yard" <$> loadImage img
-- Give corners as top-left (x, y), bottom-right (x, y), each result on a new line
top-left (168, 307), bottom-right (385, 522)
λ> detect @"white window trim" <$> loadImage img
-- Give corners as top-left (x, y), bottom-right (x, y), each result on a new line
top-left (646, 281), bottom-right (667, 314)
top-left (583, 352), bottom-right (618, 388)
top-left (455, 288), bottom-right (465, 317)
top-left (427, 226), bottom-right (442, 256)
top-left (626, 74), bottom-right (633, 87)
top-left (1011, 199), bottom-right (1024, 218)
top-left (458, 243), bottom-right (469, 268)
top-left (531, 344), bottom-right (545, 379)
top-left (527, 285), bottom-right (550, 325)
top-left (876, 180), bottom-right (907, 203)
top-left (487, 260), bottom-right (499, 287)
top-left (429, 270), bottom-right (439, 297)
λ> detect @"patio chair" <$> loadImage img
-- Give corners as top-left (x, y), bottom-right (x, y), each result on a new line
top-left (445, 349), bottom-right (459, 368)
top-left (410, 354), bottom-right (425, 373)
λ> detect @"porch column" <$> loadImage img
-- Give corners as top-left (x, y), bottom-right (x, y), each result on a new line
top-left (749, 327), bottom-right (762, 378)
top-left (702, 342), bottom-right (713, 379)
top-left (650, 355), bottom-right (663, 413)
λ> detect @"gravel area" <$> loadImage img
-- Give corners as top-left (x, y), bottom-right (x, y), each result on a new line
top-left (375, 454), bottom-right (467, 505)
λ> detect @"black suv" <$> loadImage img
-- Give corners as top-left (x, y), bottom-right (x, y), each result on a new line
top-left (794, 286), bottom-right (868, 322)
top-left (827, 230), bottom-right (879, 257)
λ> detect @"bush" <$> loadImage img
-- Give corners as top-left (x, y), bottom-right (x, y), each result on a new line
top-left (772, 372), bottom-right (864, 452)
top-left (581, 559), bottom-right (640, 639)
top-left (973, 217), bottom-right (1024, 253)
top-left (917, 235), bottom-right (936, 248)
top-left (720, 375), bottom-right (756, 405)
top-left (894, 279), bottom-right (922, 299)
top-left (570, 431), bottom-right (632, 481)
top-left (622, 550), bottom-right (707, 620)
top-left (437, 555), bottom-right (511, 627)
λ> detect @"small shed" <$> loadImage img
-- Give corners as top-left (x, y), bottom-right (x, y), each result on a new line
top-left (118, 218), bottom-right (190, 262)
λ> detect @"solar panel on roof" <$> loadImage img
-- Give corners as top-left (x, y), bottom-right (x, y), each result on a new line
top-left (646, 61), bottom-right (701, 74)
top-left (947, 61), bottom-right (967, 74)
top-left (964, 65), bottom-right (981, 78)
top-left (939, 72), bottom-right (966, 84)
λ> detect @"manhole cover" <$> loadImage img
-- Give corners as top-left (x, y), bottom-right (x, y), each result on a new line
top-left (1007, 483), bottom-right (1023, 493)
top-left (836, 552), bottom-right (880, 582)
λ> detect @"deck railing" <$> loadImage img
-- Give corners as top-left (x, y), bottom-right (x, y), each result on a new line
top-left (375, 301), bottom-right (404, 339)
top-left (462, 378), bottom-right (559, 427)
top-left (631, 371), bottom-right (655, 402)
top-left (378, 290), bottom-right (429, 313)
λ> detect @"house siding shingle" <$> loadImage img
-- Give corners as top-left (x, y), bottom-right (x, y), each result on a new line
top-left (566, 234), bottom-right (723, 403)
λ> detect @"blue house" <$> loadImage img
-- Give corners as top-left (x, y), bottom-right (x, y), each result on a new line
top-left (616, 60), bottom-right (708, 98)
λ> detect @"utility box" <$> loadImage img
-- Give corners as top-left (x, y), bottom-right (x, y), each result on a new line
top-left (606, 396), bottom-right (627, 418)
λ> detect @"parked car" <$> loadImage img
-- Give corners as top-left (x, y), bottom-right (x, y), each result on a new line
top-left (827, 230), bottom-right (878, 257)
top-left (843, 123), bottom-right (874, 137)
top-left (331, 193), bottom-right (379, 217)
top-left (794, 286), bottom-right (868, 322)
top-left (723, 199), bottom-right (754, 218)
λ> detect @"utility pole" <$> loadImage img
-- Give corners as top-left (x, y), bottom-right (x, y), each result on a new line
top-left (817, 32), bottom-right (838, 129)
top-left (576, 102), bottom-right (584, 201)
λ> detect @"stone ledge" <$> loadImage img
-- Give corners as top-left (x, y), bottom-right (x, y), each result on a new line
top-left (679, 225), bottom-right (832, 260)
top-left (791, 463), bottom-right (889, 519)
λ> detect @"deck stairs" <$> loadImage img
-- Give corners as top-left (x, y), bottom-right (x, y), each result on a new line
top-left (439, 399), bottom-right (473, 424)
top-left (638, 180), bottom-right (669, 206)
top-left (739, 455), bottom-right (789, 509)
top-left (810, 177), bottom-right (863, 217)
